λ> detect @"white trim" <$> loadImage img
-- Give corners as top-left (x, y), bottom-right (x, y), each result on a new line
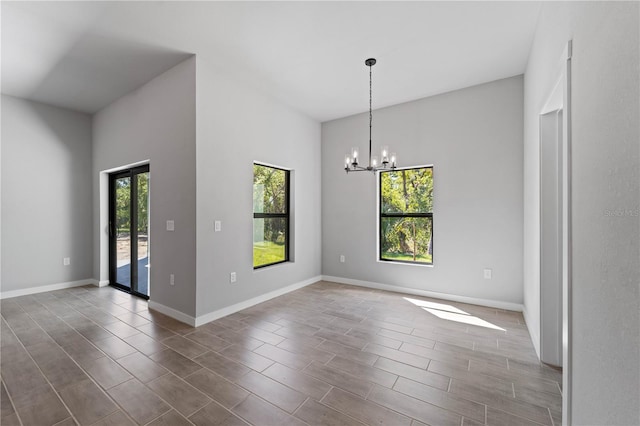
top-left (147, 276), bottom-right (321, 327)
top-left (148, 301), bottom-right (197, 327)
top-left (561, 40), bottom-right (573, 426)
top-left (194, 275), bottom-right (321, 327)
top-left (97, 280), bottom-right (110, 287)
top-left (322, 275), bottom-right (523, 312)
top-left (0, 279), bottom-right (95, 299)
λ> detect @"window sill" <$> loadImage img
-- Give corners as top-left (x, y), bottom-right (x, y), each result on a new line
top-left (377, 259), bottom-right (434, 268)
top-left (253, 261), bottom-right (290, 271)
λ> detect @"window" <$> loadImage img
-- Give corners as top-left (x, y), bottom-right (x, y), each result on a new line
top-left (379, 166), bottom-right (433, 264)
top-left (253, 163), bottom-right (290, 268)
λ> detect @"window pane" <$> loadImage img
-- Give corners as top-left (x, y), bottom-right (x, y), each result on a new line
top-left (253, 217), bottom-right (287, 268)
top-left (115, 176), bottom-right (131, 288)
top-left (253, 165), bottom-right (287, 214)
top-left (381, 168), bottom-right (433, 214)
top-left (380, 216), bottom-right (433, 264)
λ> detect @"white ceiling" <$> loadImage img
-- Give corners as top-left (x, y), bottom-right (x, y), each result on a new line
top-left (1, 1), bottom-right (542, 122)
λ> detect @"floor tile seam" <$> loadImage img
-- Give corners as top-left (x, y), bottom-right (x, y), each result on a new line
top-left (448, 385), bottom-right (554, 425)
top-left (229, 393), bottom-right (305, 426)
top-left (146, 372), bottom-right (214, 417)
top-left (319, 388), bottom-right (407, 425)
top-left (88, 409), bottom-right (137, 426)
top-left (452, 372), bottom-right (562, 408)
top-left (326, 355), bottom-right (401, 388)
top-left (390, 377), bottom-right (489, 423)
top-left (113, 377), bottom-right (182, 424)
top-left (232, 369), bottom-right (312, 410)
top-left (476, 365), bottom-right (562, 388)
top-left (431, 366), bottom-right (518, 395)
top-left (488, 406), bottom-right (550, 426)
top-left (510, 391), bottom-right (562, 412)
top-left (62, 350), bottom-right (146, 423)
top-left (293, 395), bottom-right (369, 426)
top-left (250, 341), bottom-right (317, 368)
top-left (289, 395), bottom-right (310, 417)
top-left (0, 380), bottom-right (23, 426)
top-left (136, 405), bottom-right (173, 426)
top-left (364, 384), bottom-right (458, 424)
top-left (186, 399), bottom-right (237, 425)
top-left (295, 359), bottom-right (380, 397)
top-left (2, 316), bottom-right (83, 426)
top-left (180, 366), bottom-right (251, 411)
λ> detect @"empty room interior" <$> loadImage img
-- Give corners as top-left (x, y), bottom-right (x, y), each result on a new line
top-left (1, 2), bottom-right (638, 426)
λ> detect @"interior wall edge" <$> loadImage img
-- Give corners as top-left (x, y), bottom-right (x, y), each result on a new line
top-left (522, 305), bottom-right (541, 358)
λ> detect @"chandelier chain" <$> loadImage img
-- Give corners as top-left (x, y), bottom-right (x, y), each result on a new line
top-left (369, 63), bottom-right (373, 166)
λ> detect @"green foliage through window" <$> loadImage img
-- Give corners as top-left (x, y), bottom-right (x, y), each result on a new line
top-left (114, 173), bottom-right (149, 237)
top-left (380, 167), bottom-right (433, 264)
top-left (253, 164), bottom-right (289, 268)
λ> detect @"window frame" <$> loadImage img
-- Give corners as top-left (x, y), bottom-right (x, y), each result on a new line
top-left (253, 162), bottom-right (290, 269)
top-left (378, 165), bottom-right (434, 266)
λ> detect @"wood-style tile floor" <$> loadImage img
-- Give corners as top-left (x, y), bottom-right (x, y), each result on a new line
top-left (0, 281), bottom-right (562, 425)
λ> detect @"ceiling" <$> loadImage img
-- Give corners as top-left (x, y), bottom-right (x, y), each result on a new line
top-left (1, 1), bottom-right (542, 122)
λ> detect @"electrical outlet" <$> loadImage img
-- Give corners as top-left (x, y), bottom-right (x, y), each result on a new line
top-left (339, 255), bottom-right (345, 263)
top-left (170, 274), bottom-right (175, 286)
top-left (63, 257), bottom-right (70, 266)
top-left (166, 220), bottom-right (175, 231)
top-left (214, 220), bottom-right (222, 232)
top-left (484, 269), bottom-right (492, 279)
top-left (230, 272), bottom-right (237, 283)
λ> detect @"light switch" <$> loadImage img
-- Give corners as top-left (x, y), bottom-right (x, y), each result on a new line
top-left (166, 220), bottom-right (175, 231)
top-left (484, 268), bottom-right (492, 279)
top-left (214, 221), bottom-right (222, 232)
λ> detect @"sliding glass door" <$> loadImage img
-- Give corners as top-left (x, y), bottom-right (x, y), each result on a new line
top-left (109, 165), bottom-right (150, 299)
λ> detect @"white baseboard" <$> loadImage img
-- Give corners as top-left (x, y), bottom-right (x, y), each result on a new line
top-left (194, 275), bottom-right (322, 327)
top-left (0, 279), bottom-right (95, 299)
top-left (322, 275), bottom-right (524, 312)
top-left (97, 280), bottom-right (110, 287)
top-left (148, 301), bottom-right (197, 327)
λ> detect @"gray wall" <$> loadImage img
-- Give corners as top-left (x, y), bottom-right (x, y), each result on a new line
top-left (194, 57), bottom-right (322, 318)
top-left (322, 76), bottom-right (524, 305)
top-left (523, 2), bottom-right (639, 424)
top-left (1, 95), bottom-right (93, 292)
top-left (92, 57), bottom-right (197, 316)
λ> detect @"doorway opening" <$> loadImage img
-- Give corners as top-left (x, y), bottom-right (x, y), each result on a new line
top-left (109, 165), bottom-right (150, 299)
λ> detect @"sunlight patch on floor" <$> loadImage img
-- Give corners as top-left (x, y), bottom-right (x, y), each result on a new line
top-left (404, 297), bottom-right (505, 331)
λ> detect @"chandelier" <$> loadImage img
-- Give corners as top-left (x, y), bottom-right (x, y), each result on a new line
top-left (345, 58), bottom-right (397, 173)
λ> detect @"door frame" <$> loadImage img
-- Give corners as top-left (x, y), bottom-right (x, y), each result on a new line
top-left (108, 164), bottom-right (150, 299)
top-left (539, 40), bottom-right (572, 425)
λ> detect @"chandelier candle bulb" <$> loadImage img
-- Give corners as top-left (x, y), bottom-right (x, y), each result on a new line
top-left (372, 156), bottom-right (379, 167)
top-left (391, 153), bottom-right (397, 167)
top-left (381, 146), bottom-right (389, 163)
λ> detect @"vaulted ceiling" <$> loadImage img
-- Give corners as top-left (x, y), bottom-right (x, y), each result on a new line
top-left (1, 1), bottom-right (541, 122)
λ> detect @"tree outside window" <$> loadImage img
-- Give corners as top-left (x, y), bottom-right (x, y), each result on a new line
top-left (380, 166), bottom-right (433, 264)
top-left (253, 164), bottom-right (290, 268)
